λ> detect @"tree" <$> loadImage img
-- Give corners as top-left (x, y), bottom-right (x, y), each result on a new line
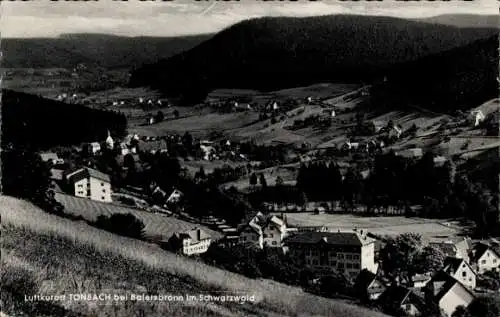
top-left (259, 173), bottom-right (267, 188)
top-left (155, 110), bottom-right (165, 123)
top-left (467, 297), bottom-right (500, 317)
top-left (93, 213), bottom-right (145, 239)
top-left (249, 173), bottom-right (258, 187)
top-left (414, 246), bottom-right (445, 275)
top-left (173, 109), bottom-right (180, 118)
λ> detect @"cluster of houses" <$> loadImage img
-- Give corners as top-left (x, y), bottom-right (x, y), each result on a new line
top-left (221, 211), bottom-right (500, 317)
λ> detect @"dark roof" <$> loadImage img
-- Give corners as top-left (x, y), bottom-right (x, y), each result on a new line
top-left (285, 231), bottom-right (374, 246)
top-left (426, 270), bottom-right (473, 302)
top-left (443, 257), bottom-right (466, 275)
top-left (470, 242), bottom-right (493, 262)
top-left (172, 228), bottom-right (211, 244)
top-left (378, 285), bottom-right (412, 305)
top-left (354, 269), bottom-right (377, 290)
top-left (66, 167), bottom-right (111, 184)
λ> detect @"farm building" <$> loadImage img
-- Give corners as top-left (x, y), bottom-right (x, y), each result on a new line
top-left (167, 189), bottom-right (184, 204)
top-left (442, 257), bottom-right (477, 290)
top-left (63, 167), bottom-right (112, 203)
top-left (378, 286), bottom-right (425, 317)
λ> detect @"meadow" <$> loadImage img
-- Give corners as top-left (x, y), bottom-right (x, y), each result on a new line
top-left (1, 195), bottom-right (390, 317)
top-left (281, 212), bottom-right (466, 243)
top-left (54, 192), bottom-right (223, 241)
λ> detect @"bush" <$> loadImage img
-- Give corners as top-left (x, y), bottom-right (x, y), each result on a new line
top-left (93, 213), bottom-right (145, 239)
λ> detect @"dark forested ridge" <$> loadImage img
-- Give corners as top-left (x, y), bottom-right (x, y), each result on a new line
top-left (416, 14), bottom-right (499, 29)
top-left (129, 15), bottom-right (498, 104)
top-left (370, 35), bottom-right (499, 112)
top-left (3, 33), bottom-right (212, 69)
top-left (1, 89), bottom-right (127, 150)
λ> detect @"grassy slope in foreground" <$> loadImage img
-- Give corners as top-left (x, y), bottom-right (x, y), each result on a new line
top-left (0, 196), bottom-right (389, 317)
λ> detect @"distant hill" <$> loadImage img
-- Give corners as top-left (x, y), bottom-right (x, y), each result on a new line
top-left (370, 35), bottom-right (499, 112)
top-left (129, 15), bottom-right (498, 104)
top-left (417, 14), bottom-right (499, 29)
top-left (2, 33), bottom-right (212, 69)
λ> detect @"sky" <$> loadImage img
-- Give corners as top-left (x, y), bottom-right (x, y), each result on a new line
top-left (0, 0), bottom-right (498, 38)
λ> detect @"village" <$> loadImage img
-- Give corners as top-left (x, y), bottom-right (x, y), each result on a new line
top-left (33, 85), bottom-right (500, 317)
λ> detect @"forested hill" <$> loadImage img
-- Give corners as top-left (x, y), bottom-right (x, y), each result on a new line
top-left (370, 35), bottom-right (499, 112)
top-left (3, 33), bottom-right (212, 69)
top-left (1, 89), bottom-right (127, 150)
top-left (129, 15), bottom-right (498, 104)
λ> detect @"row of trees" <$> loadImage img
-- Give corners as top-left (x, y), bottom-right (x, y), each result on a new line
top-left (293, 152), bottom-right (499, 237)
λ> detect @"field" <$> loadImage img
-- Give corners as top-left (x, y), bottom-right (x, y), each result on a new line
top-left (1, 195), bottom-right (389, 317)
top-left (282, 212), bottom-right (466, 243)
top-left (54, 192), bottom-right (223, 241)
top-left (222, 163), bottom-right (299, 191)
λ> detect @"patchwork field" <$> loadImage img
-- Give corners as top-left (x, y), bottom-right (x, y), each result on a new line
top-left (1, 195), bottom-right (390, 317)
top-left (54, 192), bottom-right (223, 241)
top-left (282, 212), bottom-right (466, 243)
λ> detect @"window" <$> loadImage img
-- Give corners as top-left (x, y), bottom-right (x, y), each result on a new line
top-left (494, 259), bottom-right (497, 264)
top-left (482, 260), bottom-right (486, 264)
top-left (101, 183), bottom-right (105, 186)
top-left (102, 189), bottom-right (106, 193)
top-left (353, 263), bottom-right (360, 269)
top-left (346, 254), bottom-right (352, 260)
top-left (272, 241), bottom-right (277, 245)
top-left (462, 271), bottom-right (467, 277)
top-left (346, 263), bottom-right (352, 269)
top-left (101, 197), bottom-right (105, 200)
top-left (338, 254), bottom-right (344, 259)
top-left (313, 260), bottom-right (318, 265)
top-left (338, 263), bottom-right (344, 269)
top-left (353, 254), bottom-right (360, 260)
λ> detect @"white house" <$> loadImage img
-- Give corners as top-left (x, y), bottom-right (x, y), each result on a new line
top-left (424, 271), bottom-right (475, 317)
top-left (105, 130), bottom-right (114, 149)
top-left (40, 152), bottom-right (65, 165)
top-left (469, 110), bottom-right (485, 127)
top-left (84, 142), bottom-right (101, 155)
top-left (167, 228), bottom-right (212, 256)
top-left (64, 167), bottom-right (112, 203)
top-left (442, 257), bottom-right (477, 290)
top-left (239, 212), bottom-right (288, 249)
top-left (166, 189), bottom-right (184, 204)
top-left (469, 243), bottom-right (500, 274)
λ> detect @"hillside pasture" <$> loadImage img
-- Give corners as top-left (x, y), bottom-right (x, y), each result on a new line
top-left (1, 195), bottom-right (390, 317)
top-left (131, 112), bottom-right (260, 138)
top-left (282, 212), bottom-right (465, 243)
top-left (54, 192), bottom-right (222, 241)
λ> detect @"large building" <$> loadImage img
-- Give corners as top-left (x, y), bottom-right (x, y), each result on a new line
top-left (239, 212), bottom-right (287, 249)
top-left (286, 230), bottom-right (378, 277)
top-left (64, 167), bottom-right (112, 203)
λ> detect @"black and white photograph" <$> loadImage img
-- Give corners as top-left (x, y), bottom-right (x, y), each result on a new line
top-left (0, 1), bottom-right (499, 316)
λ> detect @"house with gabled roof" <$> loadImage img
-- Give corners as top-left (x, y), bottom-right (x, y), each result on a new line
top-left (285, 230), bottom-right (378, 277)
top-left (424, 271), bottom-right (475, 317)
top-left (469, 242), bottom-right (500, 274)
top-left (63, 167), bottom-right (112, 203)
top-left (238, 212), bottom-right (287, 249)
top-left (442, 257), bottom-right (476, 290)
top-left (166, 227), bottom-right (212, 256)
top-left (354, 269), bottom-right (387, 300)
top-left (378, 285), bottom-right (426, 317)
top-left (40, 152), bottom-right (65, 165)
